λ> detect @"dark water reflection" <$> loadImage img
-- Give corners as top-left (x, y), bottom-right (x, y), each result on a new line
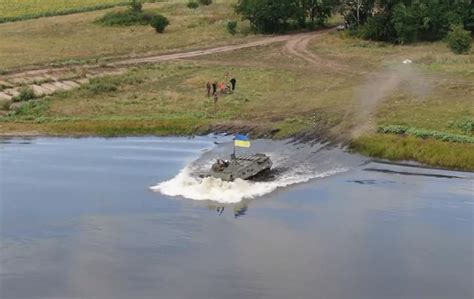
top-left (0, 137), bottom-right (473, 299)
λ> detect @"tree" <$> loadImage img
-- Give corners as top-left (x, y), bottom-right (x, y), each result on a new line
top-left (150, 14), bottom-right (169, 33)
top-left (339, 0), bottom-right (375, 26)
top-left (235, 0), bottom-right (301, 33)
top-left (303, 0), bottom-right (333, 27)
top-left (227, 21), bottom-right (238, 35)
top-left (446, 25), bottom-right (472, 54)
top-left (392, 2), bottom-right (419, 43)
top-left (129, 0), bottom-right (142, 13)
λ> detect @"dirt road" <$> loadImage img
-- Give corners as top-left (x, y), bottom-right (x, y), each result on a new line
top-left (0, 30), bottom-right (332, 101)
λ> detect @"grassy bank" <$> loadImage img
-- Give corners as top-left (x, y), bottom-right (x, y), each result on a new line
top-left (352, 134), bottom-right (474, 171)
top-left (1, 3), bottom-right (472, 170)
top-left (1, 57), bottom-right (472, 169)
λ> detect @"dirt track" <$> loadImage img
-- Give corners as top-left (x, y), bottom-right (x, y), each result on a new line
top-left (0, 30), bottom-right (332, 101)
top-left (1, 28), bottom-right (471, 102)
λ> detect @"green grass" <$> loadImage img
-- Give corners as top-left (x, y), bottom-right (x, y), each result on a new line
top-left (351, 134), bottom-right (474, 171)
top-left (0, 62), bottom-right (341, 139)
top-left (95, 9), bottom-right (157, 26)
top-left (0, 1), bottom-right (248, 70)
top-left (378, 125), bottom-right (474, 144)
top-left (0, 0), bottom-right (128, 23)
top-left (1, 8), bottom-right (473, 169)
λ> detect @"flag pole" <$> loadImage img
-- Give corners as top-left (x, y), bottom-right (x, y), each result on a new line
top-left (232, 135), bottom-right (236, 159)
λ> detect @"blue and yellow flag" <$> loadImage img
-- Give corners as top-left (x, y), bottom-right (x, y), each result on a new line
top-left (234, 134), bottom-right (250, 148)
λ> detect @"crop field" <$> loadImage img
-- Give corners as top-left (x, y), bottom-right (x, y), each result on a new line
top-left (0, 0), bottom-right (133, 22)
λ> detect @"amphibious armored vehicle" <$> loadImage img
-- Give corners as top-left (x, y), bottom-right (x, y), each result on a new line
top-left (207, 153), bottom-right (272, 182)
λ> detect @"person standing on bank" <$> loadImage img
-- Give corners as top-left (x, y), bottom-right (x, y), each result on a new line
top-left (212, 81), bottom-right (217, 95)
top-left (230, 78), bottom-right (236, 91)
top-left (213, 92), bottom-right (219, 112)
top-left (206, 81), bottom-right (211, 97)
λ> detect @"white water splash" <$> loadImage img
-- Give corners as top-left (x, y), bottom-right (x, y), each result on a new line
top-left (150, 139), bottom-right (361, 203)
top-left (151, 163), bottom-right (347, 203)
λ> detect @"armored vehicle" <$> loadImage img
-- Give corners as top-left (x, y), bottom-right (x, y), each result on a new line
top-left (207, 153), bottom-right (272, 181)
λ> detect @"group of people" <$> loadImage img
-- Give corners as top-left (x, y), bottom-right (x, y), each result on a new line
top-left (206, 73), bottom-right (237, 109)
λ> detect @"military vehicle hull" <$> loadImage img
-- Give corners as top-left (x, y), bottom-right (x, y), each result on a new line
top-left (207, 153), bottom-right (272, 182)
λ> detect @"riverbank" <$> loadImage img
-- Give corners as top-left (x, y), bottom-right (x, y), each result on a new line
top-left (1, 1), bottom-right (472, 171)
top-left (1, 57), bottom-right (473, 170)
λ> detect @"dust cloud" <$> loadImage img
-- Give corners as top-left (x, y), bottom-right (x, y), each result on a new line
top-left (351, 62), bottom-right (432, 137)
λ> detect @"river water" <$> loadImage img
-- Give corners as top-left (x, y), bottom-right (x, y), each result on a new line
top-left (0, 136), bottom-right (472, 299)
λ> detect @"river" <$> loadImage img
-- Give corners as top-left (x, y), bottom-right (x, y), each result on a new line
top-left (1, 136), bottom-right (472, 299)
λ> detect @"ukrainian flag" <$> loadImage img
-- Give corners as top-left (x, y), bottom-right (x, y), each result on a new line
top-left (234, 134), bottom-right (251, 148)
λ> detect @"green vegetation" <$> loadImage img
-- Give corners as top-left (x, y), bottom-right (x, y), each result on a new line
top-left (150, 14), bottom-right (170, 33)
top-left (96, 0), bottom-right (169, 31)
top-left (13, 87), bottom-right (36, 102)
top-left (0, 1), bottom-right (247, 70)
top-left (0, 0), bottom-right (168, 24)
top-left (130, 0), bottom-right (143, 12)
top-left (187, 1), bottom-right (200, 9)
top-left (235, 0), bottom-right (306, 33)
top-left (0, 1), bottom-right (472, 170)
top-left (198, 0), bottom-right (213, 5)
top-left (448, 118), bottom-right (474, 135)
top-left (7, 100), bottom-right (49, 120)
top-left (446, 25), bottom-right (472, 54)
top-left (96, 9), bottom-right (157, 26)
top-left (0, 100), bottom-right (11, 111)
top-left (378, 125), bottom-right (474, 144)
top-left (0, 0), bottom-right (150, 24)
top-left (341, 0), bottom-right (473, 43)
top-left (234, 0), bottom-right (336, 33)
top-left (233, 0), bottom-right (473, 39)
top-left (227, 21), bottom-right (237, 35)
top-left (351, 134), bottom-right (474, 171)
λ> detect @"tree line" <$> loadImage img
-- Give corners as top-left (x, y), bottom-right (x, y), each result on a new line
top-left (235, 0), bottom-right (473, 43)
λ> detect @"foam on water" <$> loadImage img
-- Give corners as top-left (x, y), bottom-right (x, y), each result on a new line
top-left (151, 139), bottom-right (361, 203)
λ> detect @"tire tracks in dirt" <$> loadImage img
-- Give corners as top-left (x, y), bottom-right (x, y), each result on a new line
top-left (0, 33), bottom-right (309, 101)
top-left (1, 28), bottom-right (471, 103)
top-left (281, 29), bottom-right (350, 74)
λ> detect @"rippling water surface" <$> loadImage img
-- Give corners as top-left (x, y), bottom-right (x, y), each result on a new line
top-left (1, 137), bottom-right (472, 299)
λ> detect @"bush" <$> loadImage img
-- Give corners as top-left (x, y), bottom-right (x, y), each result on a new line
top-left (187, 1), bottom-right (199, 9)
top-left (97, 10), bottom-right (155, 26)
top-left (448, 118), bottom-right (474, 135)
top-left (14, 86), bottom-right (36, 102)
top-left (129, 0), bottom-right (142, 13)
top-left (360, 13), bottom-right (395, 42)
top-left (86, 80), bottom-right (118, 95)
top-left (198, 0), bottom-right (212, 5)
top-left (150, 14), bottom-right (169, 33)
top-left (235, 0), bottom-right (301, 33)
top-left (378, 125), bottom-right (474, 144)
top-left (227, 21), bottom-right (237, 35)
top-left (446, 25), bottom-right (472, 54)
top-left (0, 100), bottom-right (11, 111)
top-left (8, 100), bottom-right (48, 119)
